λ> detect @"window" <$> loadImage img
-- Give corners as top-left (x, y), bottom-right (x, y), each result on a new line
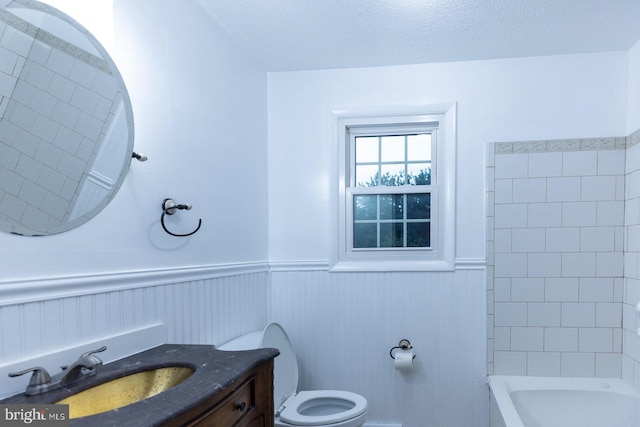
top-left (330, 104), bottom-right (456, 271)
top-left (349, 127), bottom-right (434, 249)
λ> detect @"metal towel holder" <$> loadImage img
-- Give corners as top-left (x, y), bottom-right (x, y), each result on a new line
top-left (161, 198), bottom-right (202, 237)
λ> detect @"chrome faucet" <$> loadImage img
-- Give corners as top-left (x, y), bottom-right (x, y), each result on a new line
top-left (9, 346), bottom-right (106, 396)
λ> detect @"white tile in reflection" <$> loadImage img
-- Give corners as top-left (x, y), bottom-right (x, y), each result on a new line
top-left (28, 39), bottom-right (51, 66)
top-left (15, 154), bottom-right (43, 182)
top-left (74, 111), bottom-right (102, 140)
top-left (0, 25), bottom-right (34, 57)
top-left (0, 68), bottom-right (18, 96)
top-left (58, 152), bottom-right (86, 181)
top-left (49, 73), bottom-right (76, 103)
top-left (46, 48), bottom-right (75, 77)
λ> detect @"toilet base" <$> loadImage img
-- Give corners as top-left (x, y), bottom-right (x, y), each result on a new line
top-left (274, 412), bottom-right (366, 427)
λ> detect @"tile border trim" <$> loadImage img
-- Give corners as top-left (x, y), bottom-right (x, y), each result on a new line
top-left (629, 127), bottom-right (640, 148)
top-left (494, 137), bottom-right (625, 155)
top-left (0, 7), bottom-right (111, 74)
top-left (494, 128), bottom-right (640, 155)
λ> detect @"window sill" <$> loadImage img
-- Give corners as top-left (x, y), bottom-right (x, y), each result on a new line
top-left (329, 258), bottom-right (455, 272)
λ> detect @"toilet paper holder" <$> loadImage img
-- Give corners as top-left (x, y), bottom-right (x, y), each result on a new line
top-left (389, 339), bottom-right (416, 360)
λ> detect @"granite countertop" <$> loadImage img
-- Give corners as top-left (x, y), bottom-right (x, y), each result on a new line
top-left (1, 344), bottom-right (279, 426)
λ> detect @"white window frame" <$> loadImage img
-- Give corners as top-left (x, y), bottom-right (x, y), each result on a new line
top-left (329, 103), bottom-right (456, 272)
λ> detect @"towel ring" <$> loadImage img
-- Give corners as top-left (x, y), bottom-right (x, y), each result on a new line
top-left (161, 198), bottom-right (202, 237)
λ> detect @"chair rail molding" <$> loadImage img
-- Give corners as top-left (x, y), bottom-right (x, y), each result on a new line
top-left (0, 262), bottom-right (270, 306)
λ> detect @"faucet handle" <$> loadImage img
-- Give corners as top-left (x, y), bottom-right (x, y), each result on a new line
top-left (80, 345), bottom-right (107, 360)
top-left (8, 367), bottom-right (52, 387)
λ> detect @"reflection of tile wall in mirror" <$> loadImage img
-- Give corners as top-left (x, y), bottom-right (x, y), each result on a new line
top-left (0, 8), bottom-right (118, 233)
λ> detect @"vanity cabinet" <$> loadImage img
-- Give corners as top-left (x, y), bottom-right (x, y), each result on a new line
top-left (1, 345), bottom-right (278, 427)
top-left (172, 358), bottom-right (274, 427)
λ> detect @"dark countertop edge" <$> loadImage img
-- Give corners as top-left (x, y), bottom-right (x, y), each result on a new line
top-left (1, 344), bottom-right (279, 427)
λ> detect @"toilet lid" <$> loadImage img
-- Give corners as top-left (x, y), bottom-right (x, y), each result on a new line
top-left (261, 323), bottom-right (299, 407)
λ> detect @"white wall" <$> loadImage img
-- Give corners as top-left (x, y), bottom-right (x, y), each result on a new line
top-left (0, 0), bottom-right (269, 282)
top-left (39, 0), bottom-right (114, 51)
top-left (267, 53), bottom-right (627, 263)
top-left (267, 52), bottom-right (628, 426)
top-left (0, 0), bottom-right (270, 397)
top-left (628, 40), bottom-right (640, 134)
top-left (623, 39), bottom-right (640, 385)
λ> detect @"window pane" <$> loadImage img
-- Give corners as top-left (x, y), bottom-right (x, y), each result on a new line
top-left (381, 136), bottom-right (405, 162)
top-left (407, 134), bottom-right (431, 161)
top-left (380, 222), bottom-right (404, 247)
top-left (407, 193), bottom-right (430, 219)
top-left (380, 195), bottom-right (403, 219)
top-left (355, 165), bottom-right (379, 187)
top-left (407, 164), bottom-right (431, 185)
top-left (380, 164), bottom-right (405, 186)
top-left (354, 223), bottom-right (377, 248)
top-left (355, 136), bottom-right (379, 163)
top-left (352, 192), bottom-right (431, 249)
top-left (354, 195), bottom-right (377, 220)
top-left (407, 222), bottom-right (430, 247)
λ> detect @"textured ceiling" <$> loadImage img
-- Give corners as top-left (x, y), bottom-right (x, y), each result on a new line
top-left (195, 0), bottom-right (640, 72)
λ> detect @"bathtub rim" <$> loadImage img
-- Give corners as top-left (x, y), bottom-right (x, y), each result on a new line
top-left (488, 375), bottom-right (640, 427)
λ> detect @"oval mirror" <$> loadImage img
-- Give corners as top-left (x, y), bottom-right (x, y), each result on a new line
top-left (0, 0), bottom-right (134, 236)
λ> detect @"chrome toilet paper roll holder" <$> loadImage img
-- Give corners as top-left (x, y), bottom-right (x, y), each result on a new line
top-left (389, 339), bottom-right (416, 360)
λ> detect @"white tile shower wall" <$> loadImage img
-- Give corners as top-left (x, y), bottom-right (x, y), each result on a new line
top-left (487, 138), bottom-right (626, 377)
top-left (0, 270), bottom-right (269, 398)
top-left (623, 129), bottom-right (640, 385)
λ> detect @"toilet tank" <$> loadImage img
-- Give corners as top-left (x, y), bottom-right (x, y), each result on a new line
top-left (218, 331), bottom-right (263, 351)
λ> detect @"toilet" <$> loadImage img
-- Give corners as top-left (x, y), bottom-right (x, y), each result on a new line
top-left (219, 323), bottom-right (368, 427)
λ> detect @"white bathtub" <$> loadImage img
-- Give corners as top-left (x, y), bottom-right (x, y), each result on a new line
top-left (488, 375), bottom-right (640, 427)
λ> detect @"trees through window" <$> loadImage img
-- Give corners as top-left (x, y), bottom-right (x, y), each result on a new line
top-left (349, 130), bottom-right (435, 250)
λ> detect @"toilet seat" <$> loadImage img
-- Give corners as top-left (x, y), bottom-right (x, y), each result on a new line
top-left (278, 390), bottom-right (367, 426)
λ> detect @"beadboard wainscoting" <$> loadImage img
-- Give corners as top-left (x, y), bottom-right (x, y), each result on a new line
top-left (269, 268), bottom-right (487, 427)
top-left (0, 265), bottom-right (269, 398)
